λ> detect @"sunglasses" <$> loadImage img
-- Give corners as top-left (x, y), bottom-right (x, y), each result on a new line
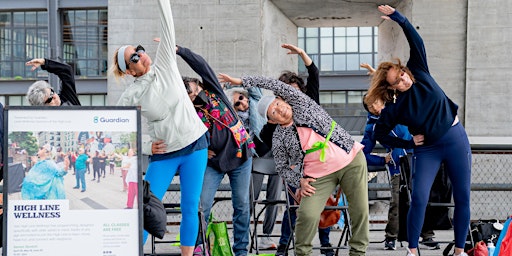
top-left (234, 95), bottom-right (245, 107)
top-left (45, 88), bottom-right (55, 104)
top-left (127, 45), bottom-right (145, 65)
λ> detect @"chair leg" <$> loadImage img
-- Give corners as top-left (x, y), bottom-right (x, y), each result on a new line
top-left (198, 209), bottom-right (208, 256)
top-left (151, 235), bottom-right (156, 254)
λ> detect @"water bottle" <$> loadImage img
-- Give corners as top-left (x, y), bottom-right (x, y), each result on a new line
top-left (487, 242), bottom-right (495, 256)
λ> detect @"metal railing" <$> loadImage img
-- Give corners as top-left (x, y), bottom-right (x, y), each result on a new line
top-left (161, 144), bottom-right (512, 223)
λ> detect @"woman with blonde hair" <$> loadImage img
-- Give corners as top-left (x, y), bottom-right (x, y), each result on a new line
top-left (110, 0), bottom-right (208, 255)
top-left (366, 5), bottom-right (471, 256)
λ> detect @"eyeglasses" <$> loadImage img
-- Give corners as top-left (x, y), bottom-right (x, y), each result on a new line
top-left (234, 95), bottom-right (245, 107)
top-left (45, 88), bottom-right (55, 104)
top-left (127, 45), bottom-right (145, 65)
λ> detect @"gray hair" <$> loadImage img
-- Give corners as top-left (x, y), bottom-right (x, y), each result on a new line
top-left (224, 87), bottom-right (249, 106)
top-left (27, 80), bottom-right (52, 106)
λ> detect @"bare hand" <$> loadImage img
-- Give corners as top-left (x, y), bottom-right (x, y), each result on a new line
top-left (25, 58), bottom-right (45, 71)
top-left (151, 140), bottom-right (167, 154)
top-left (299, 177), bottom-right (317, 197)
top-left (384, 153), bottom-right (392, 163)
top-left (294, 189), bottom-right (302, 204)
top-left (207, 150), bottom-right (216, 159)
top-left (413, 134), bottom-right (424, 146)
top-left (217, 73), bottom-right (242, 86)
top-left (281, 43), bottom-right (303, 55)
top-left (360, 63), bottom-right (376, 75)
top-left (282, 43), bottom-right (312, 66)
top-left (378, 5), bottom-right (395, 20)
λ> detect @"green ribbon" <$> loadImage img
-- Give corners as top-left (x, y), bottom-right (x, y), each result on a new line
top-left (305, 120), bottom-right (337, 162)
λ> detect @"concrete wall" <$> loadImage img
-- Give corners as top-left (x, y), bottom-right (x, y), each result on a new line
top-left (377, 0), bottom-right (512, 139)
top-left (465, 0), bottom-right (512, 136)
top-left (377, 0), bottom-right (468, 123)
top-left (107, 0), bottom-right (159, 106)
top-left (107, 0), bottom-right (512, 141)
top-left (108, 0), bottom-right (296, 101)
top-left (261, 0), bottom-right (299, 78)
top-left (170, 0), bottom-right (296, 79)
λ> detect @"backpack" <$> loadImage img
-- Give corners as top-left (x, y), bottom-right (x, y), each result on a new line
top-left (494, 215), bottom-right (512, 256)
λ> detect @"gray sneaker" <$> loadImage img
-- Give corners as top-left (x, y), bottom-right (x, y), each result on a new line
top-left (384, 238), bottom-right (396, 250)
top-left (421, 237), bottom-right (440, 250)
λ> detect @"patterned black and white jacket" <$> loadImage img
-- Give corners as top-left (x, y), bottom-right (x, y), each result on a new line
top-left (241, 76), bottom-right (355, 187)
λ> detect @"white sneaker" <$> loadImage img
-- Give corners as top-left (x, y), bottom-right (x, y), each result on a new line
top-left (258, 236), bottom-right (277, 249)
top-left (406, 247), bottom-right (416, 256)
top-left (454, 253), bottom-right (468, 256)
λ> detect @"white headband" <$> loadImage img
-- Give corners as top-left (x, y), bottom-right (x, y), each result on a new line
top-left (117, 45), bottom-right (129, 72)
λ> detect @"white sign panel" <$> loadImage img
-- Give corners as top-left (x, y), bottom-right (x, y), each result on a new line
top-left (4, 107), bottom-right (142, 256)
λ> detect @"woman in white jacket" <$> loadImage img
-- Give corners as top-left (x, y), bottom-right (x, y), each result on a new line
top-left (111, 0), bottom-right (208, 255)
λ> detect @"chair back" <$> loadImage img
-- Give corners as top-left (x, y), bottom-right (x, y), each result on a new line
top-left (252, 157), bottom-right (277, 176)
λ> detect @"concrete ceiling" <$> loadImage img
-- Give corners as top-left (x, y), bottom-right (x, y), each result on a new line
top-left (270, 0), bottom-right (403, 27)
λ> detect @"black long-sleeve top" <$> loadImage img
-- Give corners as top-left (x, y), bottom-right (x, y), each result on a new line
top-left (41, 59), bottom-right (81, 106)
top-left (177, 46), bottom-right (251, 172)
top-left (374, 11), bottom-right (459, 148)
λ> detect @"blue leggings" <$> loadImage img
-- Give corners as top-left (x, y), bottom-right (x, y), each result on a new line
top-left (143, 148), bottom-right (208, 246)
top-left (407, 123), bottom-right (471, 249)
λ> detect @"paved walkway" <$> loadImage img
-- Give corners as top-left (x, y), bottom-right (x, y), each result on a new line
top-left (144, 224), bottom-right (456, 255)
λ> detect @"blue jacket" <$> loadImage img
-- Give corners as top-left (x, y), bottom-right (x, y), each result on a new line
top-left (361, 113), bottom-right (412, 176)
top-left (247, 87), bottom-right (266, 141)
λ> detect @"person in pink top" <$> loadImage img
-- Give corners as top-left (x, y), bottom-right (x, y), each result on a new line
top-left (123, 148), bottom-right (138, 209)
top-left (219, 74), bottom-right (369, 256)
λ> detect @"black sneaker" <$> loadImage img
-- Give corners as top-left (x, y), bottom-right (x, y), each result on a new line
top-left (384, 238), bottom-right (396, 250)
top-left (320, 243), bottom-right (335, 256)
top-left (421, 237), bottom-right (440, 250)
top-left (275, 244), bottom-right (288, 256)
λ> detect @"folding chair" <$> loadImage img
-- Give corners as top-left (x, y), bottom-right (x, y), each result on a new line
top-left (286, 185), bottom-right (352, 256)
top-left (249, 155), bottom-right (288, 254)
top-left (149, 174), bottom-right (209, 256)
top-left (148, 205), bottom-right (209, 256)
top-left (316, 187), bottom-right (352, 256)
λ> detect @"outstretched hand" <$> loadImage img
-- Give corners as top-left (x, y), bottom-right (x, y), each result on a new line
top-left (25, 58), bottom-right (45, 71)
top-left (360, 63), bottom-right (376, 75)
top-left (217, 73), bottom-right (242, 86)
top-left (281, 43), bottom-right (303, 55)
top-left (378, 5), bottom-right (395, 20)
top-left (282, 43), bottom-right (312, 66)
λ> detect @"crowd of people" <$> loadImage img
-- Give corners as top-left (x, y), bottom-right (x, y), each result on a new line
top-left (3, 2), bottom-right (472, 256)
top-left (17, 142), bottom-right (139, 205)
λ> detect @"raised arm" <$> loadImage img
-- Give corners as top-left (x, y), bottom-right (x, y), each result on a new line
top-left (176, 46), bottom-right (222, 93)
top-left (282, 43), bottom-right (320, 103)
top-left (154, 0), bottom-right (182, 94)
top-left (218, 73), bottom-right (313, 108)
top-left (27, 58), bottom-right (81, 106)
top-left (282, 43), bottom-right (312, 66)
top-left (378, 5), bottom-right (429, 73)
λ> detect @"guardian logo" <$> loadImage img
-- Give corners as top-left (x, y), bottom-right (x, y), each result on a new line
top-left (93, 116), bottom-right (129, 123)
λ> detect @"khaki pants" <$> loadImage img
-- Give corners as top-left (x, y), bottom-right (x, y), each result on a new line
top-left (295, 151), bottom-right (369, 256)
